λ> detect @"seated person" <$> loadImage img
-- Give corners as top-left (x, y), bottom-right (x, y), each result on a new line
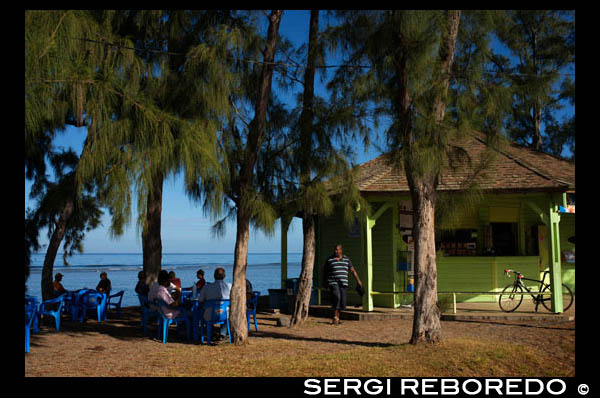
top-left (191, 269), bottom-right (206, 298)
top-left (148, 270), bottom-right (182, 319)
top-left (135, 271), bottom-right (149, 296)
top-left (197, 267), bottom-right (231, 341)
top-left (168, 271), bottom-right (182, 302)
top-left (169, 271), bottom-right (182, 290)
top-left (246, 278), bottom-right (254, 310)
top-left (53, 273), bottom-right (67, 297)
top-left (96, 272), bottom-right (112, 294)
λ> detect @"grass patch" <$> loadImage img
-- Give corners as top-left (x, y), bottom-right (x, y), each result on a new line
top-left (145, 337), bottom-right (572, 377)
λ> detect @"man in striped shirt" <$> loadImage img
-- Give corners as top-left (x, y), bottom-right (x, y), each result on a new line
top-left (325, 244), bottom-right (363, 325)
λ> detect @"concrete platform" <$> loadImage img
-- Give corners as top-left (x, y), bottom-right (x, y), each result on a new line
top-left (307, 297), bottom-right (575, 323)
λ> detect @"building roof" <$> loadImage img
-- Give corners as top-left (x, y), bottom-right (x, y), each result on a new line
top-left (355, 132), bottom-right (575, 194)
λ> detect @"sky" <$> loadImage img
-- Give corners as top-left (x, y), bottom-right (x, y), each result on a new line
top-left (25, 10), bottom-right (574, 255)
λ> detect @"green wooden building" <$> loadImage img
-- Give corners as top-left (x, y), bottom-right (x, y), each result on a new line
top-left (280, 133), bottom-right (575, 313)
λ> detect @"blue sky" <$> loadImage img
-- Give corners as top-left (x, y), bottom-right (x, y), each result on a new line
top-left (25, 10), bottom-right (574, 255)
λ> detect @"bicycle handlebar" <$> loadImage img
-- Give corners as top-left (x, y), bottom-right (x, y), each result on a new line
top-left (504, 269), bottom-right (523, 278)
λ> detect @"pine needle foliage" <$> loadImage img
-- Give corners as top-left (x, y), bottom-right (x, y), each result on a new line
top-left (197, 12), bottom-right (286, 239)
top-left (26, 10), bottom-right (147, 293)
top-left (494, 10), bottom-right (574, 155)
top-left (73, 11), bottom-right (239, 241)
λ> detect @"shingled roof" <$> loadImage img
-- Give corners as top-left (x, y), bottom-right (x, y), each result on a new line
top-left (355, 132), bottom-right (575, 194)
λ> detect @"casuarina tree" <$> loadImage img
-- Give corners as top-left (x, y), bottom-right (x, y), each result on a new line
top-left (328, 10), bottom-right (511, 344)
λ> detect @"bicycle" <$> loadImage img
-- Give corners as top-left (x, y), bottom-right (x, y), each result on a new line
top-left (498, 269), bottom-right (573, 313)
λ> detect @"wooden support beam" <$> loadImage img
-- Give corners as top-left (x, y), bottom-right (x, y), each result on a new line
top-left (362, 213), bottom-right (374, 311)
top-left (370, 201), bottom-right (394, 225)
top-left (548, 203), bottom-right (563, 313)
top-left (524, 200), bottom-right (549, 225)
top-left (280, 216), bottom-right (292, 289)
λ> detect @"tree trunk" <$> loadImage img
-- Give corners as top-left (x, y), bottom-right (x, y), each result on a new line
top-left (533, 101), bottom-right (543, 151)
top-left (290, 9), bottom-right (319, 328)
top-left (142, 172), bottom-right (164, 286)
top-left (241, 10), bottom-right (283, 179)
top-left (230, 207), bottom-right (250, 344)
top-left (531, 28), bottom-right (543, 152)
top-left (403, 10), bottom-right (460, 345)
top-left (409, 181), bottom-right (441, 344)
top-left (290, 213), bottom-right (316, 327)
top-left (229, 10), bottom-right (282, 345)
top-left (41, 198), bottom-right (74, 301)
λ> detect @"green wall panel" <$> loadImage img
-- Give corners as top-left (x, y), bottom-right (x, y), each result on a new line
top-left (371, 206), bottom-right (394, 307)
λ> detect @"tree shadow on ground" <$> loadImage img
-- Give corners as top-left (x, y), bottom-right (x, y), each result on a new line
top-left (32, 309), bottom-right (160, 343)
top-left (30, 309), bottom-right (406, 348)
top-left (250, 329), bottom-right (400, 348)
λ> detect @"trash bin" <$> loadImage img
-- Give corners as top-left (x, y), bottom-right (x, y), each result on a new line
top-left (268, 289), bottom-right (287, 310)
top-left (285, 278), bottom-right (299, 314)
top-left (285, 278), bottom-right (319, 313)
top-left (407, 277), bottom-right (414, 293)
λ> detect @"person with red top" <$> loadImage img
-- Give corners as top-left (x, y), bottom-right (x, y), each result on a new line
top-left (191, 269), bottom-right (205, 298)
top-left (168, 271), bottom-right (182, 290)
top-left (168, 271), bottom-right (182, 302)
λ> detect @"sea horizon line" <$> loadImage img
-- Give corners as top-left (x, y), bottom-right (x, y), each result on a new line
top-left (32, 252), bottom-right (303, 255)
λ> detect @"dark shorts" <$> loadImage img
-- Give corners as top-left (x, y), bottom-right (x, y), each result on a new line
top-left (329, 284), bottom-right (348, 310)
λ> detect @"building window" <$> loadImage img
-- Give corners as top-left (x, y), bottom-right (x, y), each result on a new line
top-left (490, 222), bottom-right (518, 256)
top-left (436, 229), bottom-right (477, 256)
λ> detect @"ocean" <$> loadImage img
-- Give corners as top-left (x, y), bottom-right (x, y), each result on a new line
top-left (26, 252), bottom-right (303, 307)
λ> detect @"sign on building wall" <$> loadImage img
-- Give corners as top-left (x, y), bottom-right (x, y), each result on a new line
top-left (398, 200), bottom-right (414, 276)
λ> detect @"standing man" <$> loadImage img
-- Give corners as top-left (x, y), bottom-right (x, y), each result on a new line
top-left (325, 244), bottom-right (363, 325)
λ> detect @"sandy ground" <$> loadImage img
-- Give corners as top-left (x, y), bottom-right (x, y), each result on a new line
top-left (25, 305), bottom-right (575, 377)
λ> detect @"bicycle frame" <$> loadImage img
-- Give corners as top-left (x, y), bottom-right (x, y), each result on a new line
top-left (506, 270), bottom-right (551, 312)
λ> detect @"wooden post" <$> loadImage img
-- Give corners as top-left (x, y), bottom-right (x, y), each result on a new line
top-left (359, 201), bottom-right (394, 312)
top-left (362, 214), bottom-right (375, 312)
top-left (548, 199), bottom-right (563, 313)
top-left (280, 216), bottom-right (291, 289)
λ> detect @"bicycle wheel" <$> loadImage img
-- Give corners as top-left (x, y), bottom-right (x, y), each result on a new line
top-left (499, 283), bottom-right (524, 312)
top-left (541, 283), bottom-right (574, 312)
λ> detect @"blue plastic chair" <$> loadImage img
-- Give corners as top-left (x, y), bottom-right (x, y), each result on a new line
top-left (180, 288), bottom-right (193, 304)
top-left (200, 299), bottom-right (230, 345)
top-left (106, 290), bottom-right (125, 319)
top-left (60, 291), bottom-right (73, 316)
top-left (247, 291), bottom-right (260, 332)
top-left (38, 295), bottom-right (64, 332)
top-left (25, 302), bottom-right (38, 353)
top-left (156, 299), bottom-right (190, 344)
top-left (25, 296), bottom-right (40, 333)
top-left (79, 291), bottom-right (107, 322)
top-left (138, 294), bottom-right (159, 335)
top-left (69, 289), bottom-right (95, 321)
top-left (191, 300), bottom-right (204, 343)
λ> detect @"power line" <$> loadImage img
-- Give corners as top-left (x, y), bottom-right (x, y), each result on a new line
top-left (68, 36), bottom-right (575, 79)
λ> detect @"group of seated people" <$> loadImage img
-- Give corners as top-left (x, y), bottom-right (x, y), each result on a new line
top-left (51, 267), bottom-right (253, 341)
top-left (135, 267), bottom-right (253, 342)
top-left (52, 272), bottom-right (112, 298)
